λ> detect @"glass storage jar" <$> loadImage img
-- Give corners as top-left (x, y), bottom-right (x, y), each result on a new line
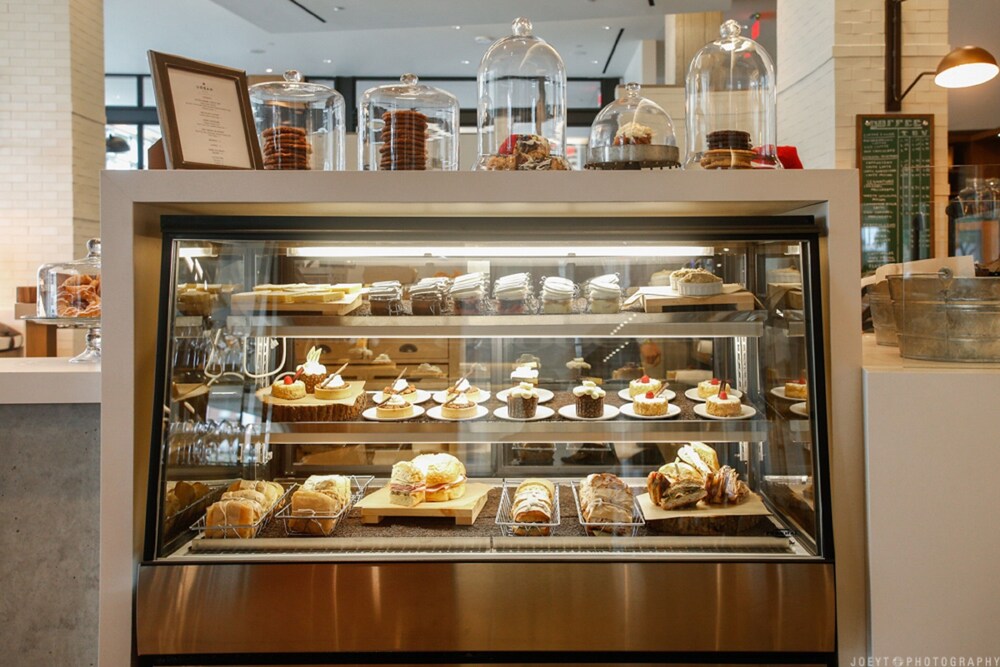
top-left (684, 20), bottom-right (780, 170)
top-left (249, 70), bottom-right (346, 171)
top-left (358, 74), bottom-right (460, 171)
top-left (586, 82), bottom-right (680, 170)
top-left (37, 238), bottom-right (102, 319)
top-left (476, 17), bottom-right (570, 171)
top-left (586, 273), bottom-right (622, 314)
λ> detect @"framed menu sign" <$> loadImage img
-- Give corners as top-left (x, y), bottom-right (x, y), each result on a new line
top-left (148, 51), bottom-right (263, 170)
top-left (856, 114), bottom-right (934, 273)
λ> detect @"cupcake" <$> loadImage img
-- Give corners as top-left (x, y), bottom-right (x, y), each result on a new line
top-left (369, 281), bottom-right (403, 315)
top-left (296, 346), bottom-right (327, 393)
top-left (697, 377), bottom-right (723, 398)
top-left (633, 390), bottom-right (668, 416)
top-left (628, 374), bottom-right (662, 397)
top-left (540, 276), bottom-right (576, 314)
top-left (494, 272), bottom-right (532, 314)
top-left (573, 380), bottom-right (606, 418)
top-left (450, 272), bottom-right (487, 315)
top-left (565, 357), bottom-right (591, 380)
top-left (507, 382), bottom-right (539, 418)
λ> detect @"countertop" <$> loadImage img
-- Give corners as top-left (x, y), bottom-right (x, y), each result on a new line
top-left (862, 333), bottom-right (1000, 373)
top-left (0, 358), bottom-right (100, 404)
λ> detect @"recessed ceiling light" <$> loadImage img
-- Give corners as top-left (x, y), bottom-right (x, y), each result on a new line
top-left (604, 26), bottom-right (611, 30)
top-left (322, 58), bottom-right (332, 64)
top-left (265, 68), bottom-right (273, 73)
top-left (592, 60), bottom-right (600, 64)
top-left (453, 25), bottom-right (461, 30)
top-left (474, 35), bottom-right (493, 45)
top-left (331, 6), bottom-right (344, 10)
top-left (460, 60), bottom-right (471, 65)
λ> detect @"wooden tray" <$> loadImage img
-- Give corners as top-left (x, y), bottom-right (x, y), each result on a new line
top-left (231, 290), bottom-right (363, 316)
top-left (637, 491), bottom-right (770, 520)
top-left (625, 285), bottom-right (755, 312)
top-left (256, 380), bottom-right (365, 406)
top-left (355, 482), bottom-right (491, 526)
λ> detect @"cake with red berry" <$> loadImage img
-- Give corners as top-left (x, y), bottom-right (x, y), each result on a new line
top-left (697, 377), bottom-right (724, 399)
top-left (784, 378), bottom-right (808, 399)
top-left (633, 390), bottom-right (669, 416)
top-left (705, 385), bottom-right (742, 417)
top-left (628, 374), bottom-right (662, 397)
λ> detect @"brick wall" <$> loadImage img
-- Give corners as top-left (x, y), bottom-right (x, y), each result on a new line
top-left (0, 0), bottom-right (104, 352)
top-left (778, 0), bottom-right (950, 257)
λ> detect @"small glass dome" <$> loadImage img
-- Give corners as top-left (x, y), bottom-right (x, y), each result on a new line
top-left (684, 20), bottom-right (780, 170)
top-left (476, 17), bottom-right (570, 170)
top-left (249, 70), bottom-right (346, 170)
top-left (358, 74), bottom-right (460, 171)
top-left (586, 82), bottom-right (680, 170)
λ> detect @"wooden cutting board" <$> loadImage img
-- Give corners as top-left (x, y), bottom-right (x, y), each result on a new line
top-left (355, 482), bottom-right (491, 526)
top-left (626, 285), bottom-right (756, 312)
top-left (256, 380), bottom-right (365, 406)
top-left (231, 290), bottom-right (363, 315)
top-left (637, 491), bottom-right (770, 520)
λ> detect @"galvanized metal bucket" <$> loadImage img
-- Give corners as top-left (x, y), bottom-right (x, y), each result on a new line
top-left (888, 271), bottom-right (1000, 362)
top-left (868, 281), bottom-right (898, 346)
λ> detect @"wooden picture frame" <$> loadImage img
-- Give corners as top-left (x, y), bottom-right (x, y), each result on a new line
top-left (148, 51), bottom-right (262, 170)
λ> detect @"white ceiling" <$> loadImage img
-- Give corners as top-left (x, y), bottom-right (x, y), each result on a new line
top-left (104, 0), bottom-right (732, 78)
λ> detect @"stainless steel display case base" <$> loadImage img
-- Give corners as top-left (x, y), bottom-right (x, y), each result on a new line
top-left (137, 561), bottom-right (835, 656)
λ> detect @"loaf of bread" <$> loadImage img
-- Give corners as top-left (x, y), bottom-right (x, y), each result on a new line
top-left (288, 475), bottom-right (353, 536)
top-left (510, 479), bottom-right (555, 536)
top-left (204, 479), bottom-right (284, 539)
top-left (579, 473), bottom-right (634, 535)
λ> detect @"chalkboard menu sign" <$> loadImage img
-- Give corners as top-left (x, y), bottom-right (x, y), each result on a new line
top-left (857, 114), bottom-right (934, 273)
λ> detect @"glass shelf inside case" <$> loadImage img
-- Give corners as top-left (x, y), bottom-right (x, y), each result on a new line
top-left (152, 228), bottom-right (826, 562)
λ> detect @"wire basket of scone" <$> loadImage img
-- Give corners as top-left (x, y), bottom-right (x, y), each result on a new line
top-left (495, 479), bottom-right (560, 537)
top-left (163, 480), bottom-right (227, 533)
top-left (571, 473), bottom-right (646, 537)
top-left (275, 474), bottom-right (374, 537)
top-left (190, 479), bottom-right (292, 539)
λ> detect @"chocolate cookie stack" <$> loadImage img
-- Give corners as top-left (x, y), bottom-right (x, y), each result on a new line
top-left (261, 126), bottom-right (312, 170)
top-left (380, 110), bottom-right (427, 170)
top-left (700, 130), bottom-right (754, 169)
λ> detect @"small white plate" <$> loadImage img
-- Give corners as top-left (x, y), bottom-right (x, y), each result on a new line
top-left (618, 387), bottom-right (676, 402)
top-left (684, 387), bottom-right (743, 403)
top-left (493, 405), bottom-right (555, 421)
top-left (426, 404), bottom-right (489, 421)
top-left (557, 404), bottom-right (620, 421)
top-left (496, 387), bottom-right (554, 404)
top-left (372, 389), bottom-right (431, 405)
top-left (432, 389), bottom-right (492, 404)
top-left (620, 403), bottom-right (681, 420)
top-left (362, 404), bottom-right (426, 422)
top-left (770, 386), bottom-right (806, 402)
top-left (693, 403), bottom-right (756, 421)
top-left (790, 402), bottom-right (810, 417)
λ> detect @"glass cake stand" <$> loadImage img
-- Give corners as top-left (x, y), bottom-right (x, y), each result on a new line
top-left (23, 317), bottom-right (101, 363)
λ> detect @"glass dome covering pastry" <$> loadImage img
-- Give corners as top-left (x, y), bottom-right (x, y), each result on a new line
top-left (586, 82), bottom-right (680, 170)
top-left (249, 70), bottom-right (346, 171)
top-left (684, 20), bottom-right (780, 170)
top-left (476, 17), bottom-right (570, 170)
top-left (36, 238), bottom-right (102, 363)
top-left (358, 74), bottom-right (460, 171)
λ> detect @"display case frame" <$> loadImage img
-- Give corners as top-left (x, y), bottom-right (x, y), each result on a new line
top-left (100, 170), bottom-right (864, 667)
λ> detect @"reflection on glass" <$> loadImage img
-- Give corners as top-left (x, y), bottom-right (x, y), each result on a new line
top-left (105, 124), bottom-right (139, 170)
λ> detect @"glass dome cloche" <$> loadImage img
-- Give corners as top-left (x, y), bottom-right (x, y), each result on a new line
top-left (684, 20), bottom-right (781, 170)
top-left (249, 70), bottom-right (346, 171)
top-left (585, 82), bottom-right (680, 170)
top-left (476, 17), bottom-right (570, 171)
top-left (358, 74), bottom-right (460, 171)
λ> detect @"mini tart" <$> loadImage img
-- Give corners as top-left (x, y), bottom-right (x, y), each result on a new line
top-left (784, 380), bottom-right (808, 399)
top-left (384, 381), bottom-right (419, 402)
top-left (441, 396), bottom-right (478, 419)
top-left (315, 375), bottom-right (351, 400)
top-left (633, 391), bottom-right (668, 416)
top-left (705, 393), bottom-right (742, 417)
top-left (376, 395), bottom-right (413, 419)
top-left (271, 379), bottom-right (306, 400)
top-left (628, 375), bottom-right (662, 397)
top-left (697, 378), bottom-right (724, 398)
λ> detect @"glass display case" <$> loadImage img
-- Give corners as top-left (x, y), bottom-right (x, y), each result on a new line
top-left (249, 70), bottom-right (346, 171)
top-left (684, 20), bottom-right (780, 170)
top-left (138, 206), bottom-right (834, 663)
top-left (475, 17), bottom-right (570, 170)
top-left (586, 82), bottom-right (680, 170)
top-left (357, 74), bottom-right (460, 171)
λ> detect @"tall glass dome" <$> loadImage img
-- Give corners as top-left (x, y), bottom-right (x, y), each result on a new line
top-left (586, 82), bottom-right (680, 170)
top-left (476, 17), bottom-right (570, 170)
top-left (684, 20), bottom-right (780, 170)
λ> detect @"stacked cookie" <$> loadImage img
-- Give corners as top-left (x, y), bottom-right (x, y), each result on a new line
top-left (380, 110), bottom-right (427, 170)
top-left (700, 129), bottom-right (754, 169)
top-left (261, 126), bottom-right (312, 170)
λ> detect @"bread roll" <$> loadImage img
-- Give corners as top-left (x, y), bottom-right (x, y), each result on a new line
top-left (425, 478), bottom-right (465, 502)
top-left (172, 481), bottom-right (196, 507)
top-left (288, 489), bottom-right (340, 535)
top-left (205, 499), bottom-right (261, 538)
top-left (412, 453), bottom-right (465, 487)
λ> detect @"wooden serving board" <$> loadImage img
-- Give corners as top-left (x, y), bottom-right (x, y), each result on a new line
top-left (637, 491), bottom-right (770, 520)
top-left (231, 290), bottom-right (363, 316)
top-left (626, 285), bottom-right (755, 312)
top-left (256, 380), bottom-right (365, 406)
top-left (355, 482), bottom-right (491, 526)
